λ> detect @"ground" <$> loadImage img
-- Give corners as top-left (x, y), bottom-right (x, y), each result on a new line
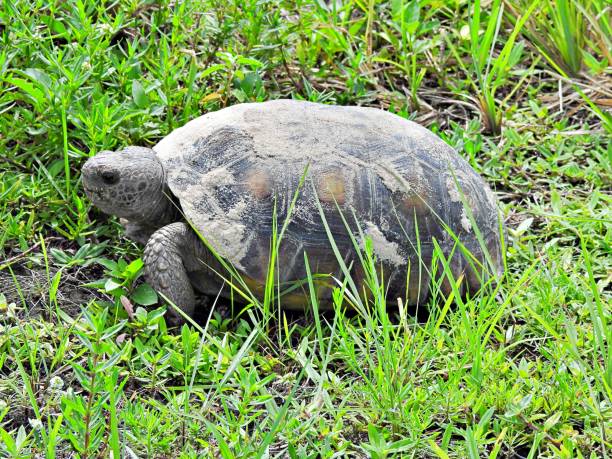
top-left (0, 0), bottom-right (610, 458)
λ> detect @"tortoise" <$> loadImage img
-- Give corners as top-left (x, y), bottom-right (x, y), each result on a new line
top-left (82, 99), bottom-right (503, 325)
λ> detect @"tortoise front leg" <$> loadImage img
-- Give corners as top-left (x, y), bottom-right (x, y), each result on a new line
top-left (143, 222), bottom-right (198, 326)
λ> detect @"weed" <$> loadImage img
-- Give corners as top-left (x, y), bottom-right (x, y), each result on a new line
top-left (0, 0), bottom-right (610, 457)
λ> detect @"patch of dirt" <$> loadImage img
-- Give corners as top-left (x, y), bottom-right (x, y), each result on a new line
top-left (0, 261), bottom-right (109, 319)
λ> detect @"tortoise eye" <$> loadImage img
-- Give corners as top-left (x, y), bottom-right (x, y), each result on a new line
top-left (101, 170), bottom-right (119, 185)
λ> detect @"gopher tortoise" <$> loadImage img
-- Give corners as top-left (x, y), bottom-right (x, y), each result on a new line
top-left (82, 99), bottom-right (503, 325)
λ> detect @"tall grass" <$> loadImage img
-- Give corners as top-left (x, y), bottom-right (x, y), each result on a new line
top-left (447, 0), bottom-right (539, 134)
top-left (1, 0), bottom-right (609, 455)
top-left (507, 0), bottom-right (612, 78)
top-left (374, 0), bottom-right (429, 109)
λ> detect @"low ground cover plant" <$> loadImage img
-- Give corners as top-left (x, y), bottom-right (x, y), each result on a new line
top-left (0, 0), bottom-right (610, 457)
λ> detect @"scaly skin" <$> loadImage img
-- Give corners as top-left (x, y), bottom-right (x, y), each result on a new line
top-left (143, 222), bottom-right (224, 325)
top-left (143, 223), bottom-right (195, 325)
top-left (82, 148), bottom-right (224, 326)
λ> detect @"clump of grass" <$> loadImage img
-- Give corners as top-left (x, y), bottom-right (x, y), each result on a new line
top-left (446, 0), bottom-right (539, 135)
top-left (507, 0), bottom-right (612, 77)
top-left (1, 0), bottom-right (611, 456)
top-left (373, 0), bottom-right (429, 110)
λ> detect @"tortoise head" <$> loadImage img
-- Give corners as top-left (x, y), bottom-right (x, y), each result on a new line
top-left (82, 147), bottom-right (166, 221)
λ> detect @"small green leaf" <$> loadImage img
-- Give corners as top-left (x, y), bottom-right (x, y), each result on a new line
top-left (543, 412), bottom-right (562, 432)
top-left (200, 63), bottom-right (225, 78)
top-left (429, 440), bottom-right (450, 459)
top-left (5, 77), bottom-right (45, 105)
top-left (41, 15), bottom-right (68, 37)
top-left (101, 321), bottom-right (127, 340)
top-left (148, 307), bottom-right (166, 321)
top-left (104, 278), bottom-right (123, 292)
top-left (236, 56), bottom-right (263, 68)
top-left (97, 258), bottom-right (118, 271)
top-left (514, 217), bottom-right (534, 236)
top-left (132, 80), bottom-right (148, 108)
top-left (132, 284), bottom-right (158, 306)
top-left (82, 279), bottom-right (107, 289)
top-left (124, 258), bottom-right (144, 279)
top-left (24, 68), bottom-right (53, 91)
top-left (98, 352), bottom-right (123, 372)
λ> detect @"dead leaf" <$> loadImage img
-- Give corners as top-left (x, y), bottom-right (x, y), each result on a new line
top-left (120, 295), bottom-right (135, 321)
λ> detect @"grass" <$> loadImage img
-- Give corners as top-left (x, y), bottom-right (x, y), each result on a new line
top-left (506, 0), bottom-right (611, 78)
top-left (1, 0), bottom-right (611, 457)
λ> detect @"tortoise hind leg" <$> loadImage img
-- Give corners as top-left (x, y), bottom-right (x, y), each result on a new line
top-left (143, 222), bottom-right (197, 326)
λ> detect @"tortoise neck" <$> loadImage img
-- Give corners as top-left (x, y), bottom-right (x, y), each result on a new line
top-left (135, 184), bottom-right (178, 228)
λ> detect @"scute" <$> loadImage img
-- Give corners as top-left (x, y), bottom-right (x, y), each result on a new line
top-left (153, 100), bottom-right (502, 297)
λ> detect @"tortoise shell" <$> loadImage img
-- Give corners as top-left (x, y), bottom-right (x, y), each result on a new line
top-left (154, 99), bottom-right (503, 303)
